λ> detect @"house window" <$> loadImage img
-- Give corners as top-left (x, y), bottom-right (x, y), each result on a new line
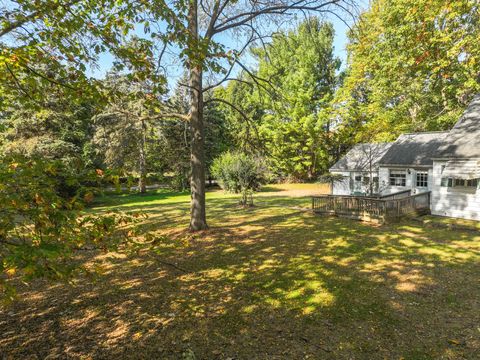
top-left (389, 170), bottom-right (406, 186)
top-left (441, 177), bottom-right (453, 187)
top-left (441, 178), bottom-right (478, 188)
top-left (455, 179), bottom-right (478, 187)
top-left (416, 171), bottom-right (428, 188)
top-left (467, 179), bottom-right (479, 188)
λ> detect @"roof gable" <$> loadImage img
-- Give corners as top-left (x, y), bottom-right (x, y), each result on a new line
top-left (330, 143), bottom-right (393, 172)
top-left (436, 94), bottom-right (480, 159)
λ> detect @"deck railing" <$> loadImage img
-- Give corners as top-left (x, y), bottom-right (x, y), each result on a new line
top-left (312, 191), bottom-right (431, 223)
top-left (377, 189), bottom-right (412, 200)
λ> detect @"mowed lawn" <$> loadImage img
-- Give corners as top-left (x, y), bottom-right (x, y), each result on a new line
top-left (1, 184), bottom-right (480, 359)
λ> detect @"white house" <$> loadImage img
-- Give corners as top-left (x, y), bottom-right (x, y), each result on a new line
top-left (329, 95), bottom-right (480, 221)
top-left (330, 142), bottom-right (393, 196)
top-left (377, 131), bottom-right (449, 195)
top-left (430, 95), bottom-right (480, 220)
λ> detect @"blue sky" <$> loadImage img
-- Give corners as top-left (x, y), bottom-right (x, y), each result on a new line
top-left (90, 7), bottom-right (363, 86)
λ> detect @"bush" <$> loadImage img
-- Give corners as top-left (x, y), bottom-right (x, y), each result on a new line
top-left (211, 152), bottom-right (267, 206)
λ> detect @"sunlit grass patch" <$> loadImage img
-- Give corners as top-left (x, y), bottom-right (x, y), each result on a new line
top-left (1, 184), bottom-right (479, 359)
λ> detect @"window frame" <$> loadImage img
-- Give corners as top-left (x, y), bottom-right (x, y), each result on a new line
top-left (441, 177), bottom-right (479, 188)
top-left (389, 169), bottom-right (406, 187)
top-left (415, 171), bottom-right (429, 188)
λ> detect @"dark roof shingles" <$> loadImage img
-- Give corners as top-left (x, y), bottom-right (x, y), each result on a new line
top-left (330, 143), bottom-right (393, 171)
top-left (436, 94), bottom-right (480, 159)
top-left (378, 132), bottom-right (449, 166)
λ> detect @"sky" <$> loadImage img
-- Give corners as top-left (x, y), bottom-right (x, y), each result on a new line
top-left (90, 4), bottom-right (365, 87)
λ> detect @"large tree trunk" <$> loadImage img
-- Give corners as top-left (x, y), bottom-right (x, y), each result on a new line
top-left (138, 117), bottom-right (147, 194)
top-left (188, 0), bottom-right (208, 231)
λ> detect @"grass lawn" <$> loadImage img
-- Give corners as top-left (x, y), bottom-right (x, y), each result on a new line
top-left (1, 184), bottom-right (479, 359)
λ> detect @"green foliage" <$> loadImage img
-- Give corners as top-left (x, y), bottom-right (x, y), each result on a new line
top-left (214, 79), bottom-right (265, 154)
top-left (340, 0), bottom-right (480, 141)
top-left (154, 81), bottom-right (233, 191)
top-left (211, 152), bottom-right (267, 206)
top-left (1, 93), bottom-right (99, 169)
top-left (215, 18), bottom-right (342, 181)
top-left (0, 156), bottom-right (142, 303)
top-left (254, 19), bottom-right (341, 180)
top-left (0, 0), bottom-right (146, 108)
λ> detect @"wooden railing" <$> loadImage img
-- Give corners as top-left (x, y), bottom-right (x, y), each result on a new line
top-left (378, 189), bottom-right (412, 200)
top-left (312, 191), bottom-right (431, 223)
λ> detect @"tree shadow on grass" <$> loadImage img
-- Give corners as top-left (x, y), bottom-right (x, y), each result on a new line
top-left (1, 196), bottom-right (479, 359)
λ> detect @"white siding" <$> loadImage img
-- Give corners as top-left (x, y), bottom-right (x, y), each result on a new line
top-left (379, 167), bottom-right (433, 195)
top-left (431, 161), bottom-right (480, 220)
top-left (379, 167), bottom-right (411, 194)
top-left (331, 171), bottom-right (379, 195)
top-left (331, 171), bottom-right (351, 195)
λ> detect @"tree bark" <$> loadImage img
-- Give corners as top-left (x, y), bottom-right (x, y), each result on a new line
top-left (188, 0), bottom-right (208, 231)
top-left (138, 117), bottom-right (147, 194)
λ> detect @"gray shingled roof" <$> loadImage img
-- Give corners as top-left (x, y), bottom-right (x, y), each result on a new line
top-left (436, 94), bottom-right (480, 159)
top-left (330, 143), bottom-right (393, 171)
top-left (378, 131), bottom-right (449, 166)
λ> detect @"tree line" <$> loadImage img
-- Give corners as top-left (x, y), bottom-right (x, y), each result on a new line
top-left (1, 1), bottom-right (479, 228)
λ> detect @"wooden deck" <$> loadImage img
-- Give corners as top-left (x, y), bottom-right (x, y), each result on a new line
top-left (312, 191), bottom-right (431, 223)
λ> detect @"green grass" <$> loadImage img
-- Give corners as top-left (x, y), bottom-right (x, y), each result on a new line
top-left (1, 184), bottom-right (479, 359)
top-left (421, 215), bottom-right (480, 231)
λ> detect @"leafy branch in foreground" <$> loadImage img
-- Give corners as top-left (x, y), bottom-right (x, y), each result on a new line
top-left (0, 157), bottom-right (146, 303)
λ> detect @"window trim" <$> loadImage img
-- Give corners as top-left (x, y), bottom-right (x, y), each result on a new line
top-left (389, 169), bottom-right (406, 187)
top-left (415, 171), bottom-right (429, 188)
top-left (441, 177), bottom-right (479, 188)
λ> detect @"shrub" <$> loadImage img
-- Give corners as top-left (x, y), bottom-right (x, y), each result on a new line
top-left (211, 152), bottom-right (267, 206)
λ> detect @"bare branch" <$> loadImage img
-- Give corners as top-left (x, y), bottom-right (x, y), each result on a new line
top-left (205, 97), bottom-right (263, 148)
top-left (213, 0), bottom-right (341, 34)
top-left (4, 63), bottom-right (39, 104)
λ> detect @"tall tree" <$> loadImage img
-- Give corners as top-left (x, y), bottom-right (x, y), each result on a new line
top-left (142, 0), bottom-right (356, 230)
top-left (252, 19), bottom-right (341, 180)
top-left (1, 87), bottom-right (98, 168)
top-left (339, 0), bottom-right (480, 141)
top-left (1, 0), bottom-right (357, 230)
top-left (214, 76), bottom-right (265, 154)
top-left (156, 80), bottom-right (233, 191)
top-left (92, 72), bottom-right (163, 193)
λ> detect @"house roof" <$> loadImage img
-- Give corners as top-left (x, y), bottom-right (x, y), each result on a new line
top-left (378, 131), bottom-right (449, 167)
top-left (331, 95), bottom-right (480, 171)
top-left (435, 94), bottom-right (480, 159)
top-left (330, 142), bottom-right (393, 172)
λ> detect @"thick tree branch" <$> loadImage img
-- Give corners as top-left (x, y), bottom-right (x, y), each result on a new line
top-left (4, 63), bottom-right (37, 102)
top-left (22, 64), bottom-right (76, 90)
